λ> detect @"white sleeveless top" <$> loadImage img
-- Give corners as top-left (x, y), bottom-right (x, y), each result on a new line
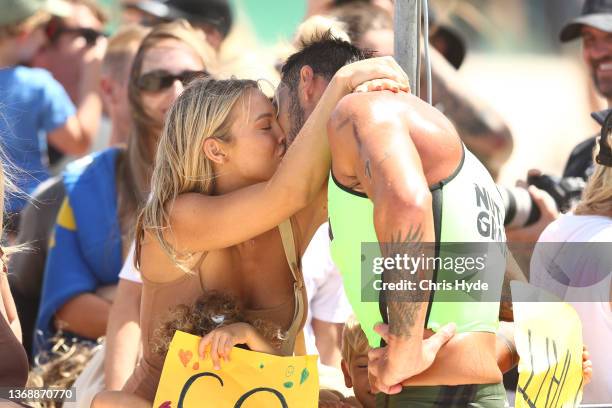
top-left (531, 214), bottom-right (612, 404)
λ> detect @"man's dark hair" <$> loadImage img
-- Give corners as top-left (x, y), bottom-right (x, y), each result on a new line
top-left (280, 30), bottom-right (373, 91)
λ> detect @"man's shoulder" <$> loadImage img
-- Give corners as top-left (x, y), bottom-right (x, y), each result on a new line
top-left (569, 135), bottom-right (597, 155)
top-left (333, 91), bottom-right (453, 135)
top-left (334, 90), bottom-right (419, 116)
top-left (8, 66), bottom-right (57, 88)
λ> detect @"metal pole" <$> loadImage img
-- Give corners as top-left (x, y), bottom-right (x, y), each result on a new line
top-left (394, 0), bottom-right (420, 96)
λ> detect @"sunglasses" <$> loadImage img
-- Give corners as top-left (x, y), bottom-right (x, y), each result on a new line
top-left (136, 70), bottom-right (210, 92)
top-left (45, 19), bottom-right (106, 47)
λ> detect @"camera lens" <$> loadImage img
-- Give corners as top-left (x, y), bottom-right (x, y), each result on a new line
top-left (499, 186), bottom-right (541, 228)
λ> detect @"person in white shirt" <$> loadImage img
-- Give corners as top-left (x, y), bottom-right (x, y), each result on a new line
top-left (302, 222), bottom-right (353, 367)
top-left (530, 109), bottom-right (612, 404)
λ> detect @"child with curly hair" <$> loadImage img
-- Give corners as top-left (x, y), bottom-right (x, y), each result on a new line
top-left (152, 290), bottom-right (286, 369)
top-left (92, 290), bottom-right (286, 407)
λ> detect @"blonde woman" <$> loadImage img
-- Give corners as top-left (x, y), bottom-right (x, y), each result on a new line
top-left (530, 110), bottom-right (612, 404)
top-left (90, 50), bottom-right (408, 405)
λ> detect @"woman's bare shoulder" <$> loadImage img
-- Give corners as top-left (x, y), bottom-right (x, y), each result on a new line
top-left (138, 231), bottom-right (185, 284)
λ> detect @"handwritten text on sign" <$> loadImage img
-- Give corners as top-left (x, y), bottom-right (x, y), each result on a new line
top-left (153, 331), bottom-right (319, 408)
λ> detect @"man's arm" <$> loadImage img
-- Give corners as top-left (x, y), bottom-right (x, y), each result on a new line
top-left (55, 293), bottom-right (111, 338)
top-left (328, 92), bottom-right (453, 391)
top-left (312, 319), bottom-right (344, 367)
top-left (329, 92), bottom-right (435, 342)
top-left (46, 39), bottom-right (106, 156)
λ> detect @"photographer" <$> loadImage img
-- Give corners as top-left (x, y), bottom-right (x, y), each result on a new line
top-left (560, 0), bottom-right (612, 181)
top-left (504, 0), bottom-right (612, 243)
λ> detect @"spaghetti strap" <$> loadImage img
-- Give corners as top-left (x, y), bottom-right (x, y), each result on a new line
top-left (278, 218), bottom-right (308, 356)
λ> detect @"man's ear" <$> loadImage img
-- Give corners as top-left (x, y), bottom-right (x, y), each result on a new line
top-left (341, 359), bottom-right (353, 389)
top-left (203, 137), bottom-right (227, 164)
top-left (299, 65), bottom-right (316, 103)
top-left (99, 77), bottom-right (114, 109)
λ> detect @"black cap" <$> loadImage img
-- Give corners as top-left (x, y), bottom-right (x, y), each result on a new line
top-left (590, 108), bottom-right (612, 167)
top-left (131, 0), bottom-right (232, 37)
top-left (591, 108), bottom-right (612, 125)
top-left (560, 0), bottom-right (612, 42)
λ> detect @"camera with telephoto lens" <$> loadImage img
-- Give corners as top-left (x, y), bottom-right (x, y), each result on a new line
top-left (500, 174), bottom-right (586, 229)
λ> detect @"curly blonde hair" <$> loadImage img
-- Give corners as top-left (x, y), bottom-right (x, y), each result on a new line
top-left (152, 290), bottom-right (285, 357)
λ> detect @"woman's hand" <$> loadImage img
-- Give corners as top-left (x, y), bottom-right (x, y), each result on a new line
top-left (334, 56), bottom-right (411, 95)
top-left (198, 323), bottom-right (254, 370)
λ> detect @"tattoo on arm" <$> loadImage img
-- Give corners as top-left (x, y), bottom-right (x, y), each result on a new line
top-left (335, 116), bottom-right (352, 133)
top-left (381, 225), bottom-right (427, 338)
top-left (352, 122), bottom-right (362, 150)
top-left (365, 160), bottom-right (372, 179)
top-left (333, 113), bottom-right (363, 151)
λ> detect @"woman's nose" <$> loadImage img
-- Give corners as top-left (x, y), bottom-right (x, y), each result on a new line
top-left (168, 79), bottom-right (185, 101)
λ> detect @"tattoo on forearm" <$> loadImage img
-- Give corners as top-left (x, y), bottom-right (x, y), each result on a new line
top-left (381, 225), bottom-right (428, 338)
top-left (365, 159), bottom-right (372, 179)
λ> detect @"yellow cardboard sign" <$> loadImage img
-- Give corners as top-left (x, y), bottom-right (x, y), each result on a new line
top-left (511, 282), bottom-right (584, 408)
top-left (153, 331), bottom-right (319, 408)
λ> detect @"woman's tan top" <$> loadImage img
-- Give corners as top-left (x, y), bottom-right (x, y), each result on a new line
top-left (122, 219), bottom-right (307, 401)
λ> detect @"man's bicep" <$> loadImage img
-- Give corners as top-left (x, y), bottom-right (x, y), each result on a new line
top-left (354, 120), bottom-right (427, 206)
top-left (328, 94), bottom-right (426, 200)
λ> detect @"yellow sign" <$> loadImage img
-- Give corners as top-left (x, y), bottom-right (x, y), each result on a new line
top-left (511, 282), bottom-right (584, 408)
top-left (153, 331), bottom-right (319, 408)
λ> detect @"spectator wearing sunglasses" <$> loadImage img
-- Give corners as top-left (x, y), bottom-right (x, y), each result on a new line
top-left (7, 24), bottom-right (150, 360)
top-left (35, 20), bottom-right (214, 354)
top-left (31, 0), bottom-right (107, 167)
top-left (0, 0), bottom-right (102, 226)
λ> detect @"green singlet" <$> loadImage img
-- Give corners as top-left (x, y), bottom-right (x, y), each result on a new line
top-left (328, 145), bottom-right (506, 347)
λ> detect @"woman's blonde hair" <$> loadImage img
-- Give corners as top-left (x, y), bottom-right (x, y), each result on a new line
top-left (575, 130), bottom-right (612, 217)
top-left (136, 78), bottom-right (259, 270)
